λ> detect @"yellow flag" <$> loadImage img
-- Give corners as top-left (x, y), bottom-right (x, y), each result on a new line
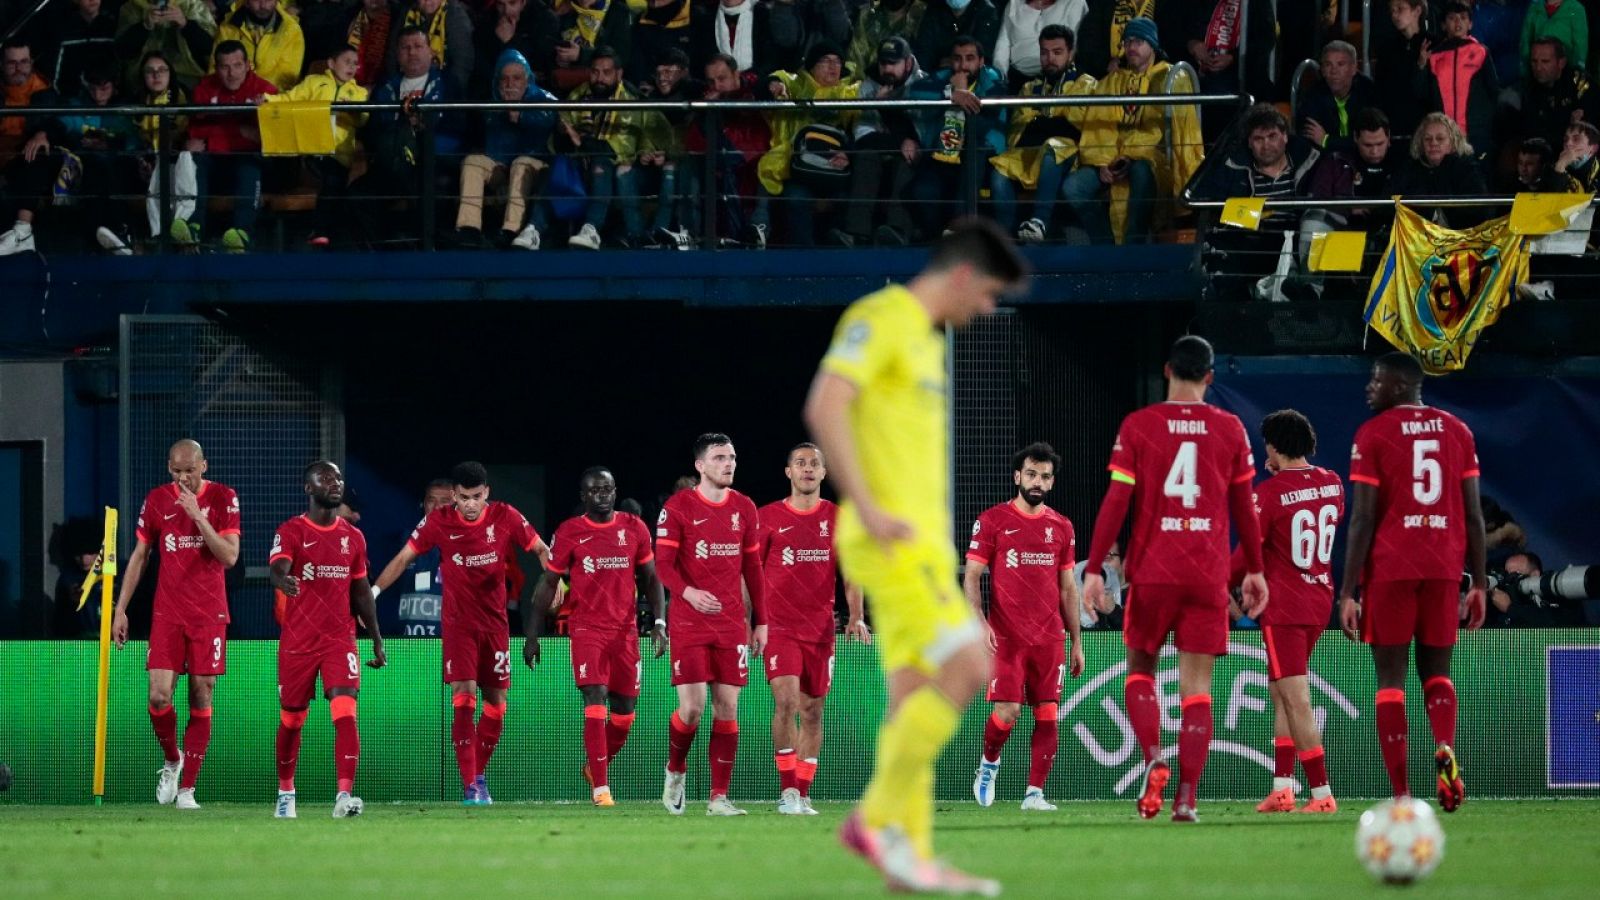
top-left (258, 100), bottom-right (336, 156)
top-left (1509, 192), bottom-right (1593, 235)
top-left (1307, 231), bottom-right (1367, 272)
top-left (1363, 204), bottom-right (1530, 374)
top-left (1220, 197), bottom-right (1265, 231)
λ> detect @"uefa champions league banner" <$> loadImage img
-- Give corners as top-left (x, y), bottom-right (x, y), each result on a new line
top-left (2, 633), bottom-right (1595, 804)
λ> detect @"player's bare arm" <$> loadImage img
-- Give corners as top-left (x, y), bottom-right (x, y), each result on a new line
top-left (351, 576), bottom-right (386, 669)
top-left (1229, 476), bottom-right (1270, 618)
top-left (523, 570), bottom-right (563, 667)
top-left (1338, 482), bottom-right (1379, 640)
top-left (178, 483), bottom-right (240, 567)
top-left (803, 371), bottom-right (913, 545)
top-left (371, 543), bottom-right (419, 594)
top-left (1059, 568), bottom-right (1085, 677)
top-left (962, 560), bottom-right (996, 651)
top-left (1461, 476), bottom-right (1488, 630)
top-left (110, 539), bottom-right (151, 649)
top-left (638, 560), bottom-right (667, 657)
top-left (844, 581), bottom-right (871, 644)
top-left (268, 558), bottom-right (300, 597)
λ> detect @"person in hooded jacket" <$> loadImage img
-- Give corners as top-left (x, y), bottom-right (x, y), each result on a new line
top-left (455, 47), bottom-right (558, 248)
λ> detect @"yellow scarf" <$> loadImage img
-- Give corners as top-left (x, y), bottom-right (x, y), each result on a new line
top-left (404, 5), bottom-right (450, 65)
top-left (570, 1), bottom-right (609, 48)
top-left (1110, 0), bottom-right (1157, 58)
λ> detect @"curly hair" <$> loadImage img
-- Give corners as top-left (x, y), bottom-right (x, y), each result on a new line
top-left (1409, 112), bottom-right (1473, 162)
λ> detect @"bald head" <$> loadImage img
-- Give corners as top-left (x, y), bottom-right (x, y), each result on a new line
top-left (167, 439), bottom-right (208, 492)
top-left (169, 439), bottom-right (204, 461)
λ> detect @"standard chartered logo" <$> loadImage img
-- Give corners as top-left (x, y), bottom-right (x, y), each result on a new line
top-left (1059, 643), bottom-right (1360, 795)
top-left (1005, 549), bottom-right (1019, 568)
top-left (583, 556), bottom-right (596, 574)
top-left (301, 563), bottom-right (315, 581)
top-left (695, 540), bottom-right (709, 559)
top-left (782, 547), bottom-right (796, 566)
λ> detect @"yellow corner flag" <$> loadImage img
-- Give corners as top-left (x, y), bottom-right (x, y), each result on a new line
top-left (1219, 197), bottom-right (1266, 231)
top-left (258, 100), bottom-right (336, 156)
top-left (92, 507), bottom-right (117, 804)
top-left (1307, 230), bottom-right (1367, 272)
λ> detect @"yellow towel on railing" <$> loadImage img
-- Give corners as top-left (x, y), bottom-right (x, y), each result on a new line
top-left (257, 100), bottom-right (335, 156)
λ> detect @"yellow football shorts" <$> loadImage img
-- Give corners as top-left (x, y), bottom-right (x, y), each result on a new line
top-left (837, 536), bottom-right (979, 674)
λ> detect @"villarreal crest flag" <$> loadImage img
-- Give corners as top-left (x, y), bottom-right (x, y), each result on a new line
top-left (1363, 204), bottom-right (1530, 374)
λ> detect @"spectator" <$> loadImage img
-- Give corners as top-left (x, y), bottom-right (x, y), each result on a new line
top-left (359, 25), bottom-right (465, 247)
top-left (752, 40), bottom-right (860, 247)
top-left (134, 50), bottom-right (197, 242)
top-left (1555, 120), bottom-right (1600, 191)
top-left (474, 0), bottom-right (559, 91)
top-left (1343, 107), bottom-right (1404, 231)
top-left (1071, 0), bottom-right (1180, 80)
top-left (683, 51), bottom-right (770, 241)
top-left (558, 46), bottom-right (645, 249)
top-left (58, 60), bottom-right (144, 254)
top-left (836, 34), bottom-right (924, 247)
top-left (992, 0), bottom-right (1086, 92)
top-left (114, 0), bottom-right (218, 91)
top-left (711, 0), bottom-right (801, 76)
top-left (549, 0), bottom-right (632, 94)
top-left (626, 0), bottom-right (707, 84)
top-left (181, 39), bottom-right (278, 251)
top-left (1297, 40), bottom-right (1377, 156)
top-left (848, 0), bottom-right (926, 79)
top-left (637, 46), bottom-right (701, 248)
top-left (1064, 16), bottom-right (1201, 244)
top-left (1178, 0), bottom-right (1276, 139)
top-left (1390, 111), bottom-right (1488, 228)
top-left (217, 0), bottom-right (307, 91)
top-left (31, 0), bottom-right (117, 97)
top-left (766, 0), bottom-right (856, 75)
top-left (1509, 136), bottom-right (1571, 192)
top-left (907, 34), bottom-right (1007, 240)
top-left (1507, 37), bottom-right (1590, 152)
top-left (269, 44), bottom-right (370, 248)
top-left (2, 39), bottom-right (51, 171)
top-left (389, 0), bottom-right (476, 97)
top-left (1372, 0), bottom-right (1430, 141)
top-left (348, 0), bottom-right (395, 88)
top-left (913, 0), bottom-right (1000, 73)
top-left (1426, 1), bottom-right (1498, 166)
top-left (990, 22), bottom-right (1096, 241)
top-left (1520, 0), bottom-right (1588, 80)
top-left (455, 48), bottom-right (556, 248)
top-left (1073, 541), bottom-right (1122, 630)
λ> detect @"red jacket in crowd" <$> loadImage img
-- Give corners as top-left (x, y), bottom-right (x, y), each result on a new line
top-left (189, 71), bottom-right (279, 154)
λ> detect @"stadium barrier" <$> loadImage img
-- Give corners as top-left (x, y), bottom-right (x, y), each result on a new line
top-left (3, 630), bottom-right (1595, 805)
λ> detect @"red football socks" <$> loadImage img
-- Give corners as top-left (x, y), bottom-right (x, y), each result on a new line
top-left (982, 711), bottom-right (1014, 763)
top-left (1029, 703), bottom-right (1059, 789)
top-left (451, 694), bottom-right (477, 789)
top-left (475, 701), bottom-right (506, 777)
top-left (796, 757), bottom-right (817, 797)
top-left (1273, 736), bottom-right (1296, 780)
top-left (1124, 673), bottom-right (1162, 764)
top-left (1423, 676), bottom-right (1457, 747)
top-left (775, 748), bottom-right (798, 792)
top-left (666, 711), bottom-right (696, 775)
top-left (1299, 747), bottom-right (1329, 791)
top-left (1376, 688), bottom-right (1409, 797)
top-left (331, 696), bottom-right (359, 794)
top-left (583, 705), bottom-right (609, 788)
top-left (180, 707), bottom-right (212, 790)
top-left (606, 711), bottom-right (635, 759)
top-left (149, 704), bottom-right (180, 764)
top-left (1176, 694), bottom-right (1213, 803)
top-left (276, 708), bottom-right (308, 792)
top-left (709, 719), bottom-right (738, 797)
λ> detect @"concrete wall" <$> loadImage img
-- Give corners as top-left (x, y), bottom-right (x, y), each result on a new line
top-left (0, 361), bottom-right (66, 599)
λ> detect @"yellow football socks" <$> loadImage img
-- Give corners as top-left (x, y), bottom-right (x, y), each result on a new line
top-left (861, 685), bottom-right (960, 859)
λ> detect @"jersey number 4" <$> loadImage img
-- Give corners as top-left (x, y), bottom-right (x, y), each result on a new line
top-left (1163, 441), bottom-right (1200, 509)
top-left (1290, 504), bottom-right (1339, 569)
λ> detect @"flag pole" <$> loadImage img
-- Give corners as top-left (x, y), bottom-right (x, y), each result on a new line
top-left (92, 507), bottom-right (118, 805)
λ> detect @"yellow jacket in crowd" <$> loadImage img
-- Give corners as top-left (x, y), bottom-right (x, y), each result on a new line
top-left (758, 69), bottom-right (860, 196)
top-left (269, 72), bottom-right (368, 166)
top-left (216, 1), bottom-right (307, 91)
top-left (991, 70), bottom-right (1098, 190)
top-left (1073, 59), bottom-right (1201, 242)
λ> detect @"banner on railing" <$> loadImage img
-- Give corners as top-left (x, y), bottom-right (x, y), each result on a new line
top-left (1363, 204), bottom-right (1530, 373)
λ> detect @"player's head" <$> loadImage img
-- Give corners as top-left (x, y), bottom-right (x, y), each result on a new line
top-left (167, 439), bottom-right (207, 493)
top-left (422, 477), bottom-right (454, 514)
top-left (579, 466), bottom-right (617, 518)
top-left (1012, 441), bottom-right (1060, 506)
top-left (785, 442), bottom-right (826, 496)
top-left (1367, 351), bottom-right (1424, 410)
top-left (1165, 335), bottom-right (1215, 385)
top-left (303, 460), bottom-right (345, 509)
top-left (693, 433), bottom-right (736, 489)
top-left (1260, 410), bottom-right (1316, 473)
top-left (450, 461), bottom-right (491, 520)
top-left (920, 218), bottom-right (1030, 327)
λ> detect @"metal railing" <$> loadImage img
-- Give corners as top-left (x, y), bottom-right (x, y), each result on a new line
top-left (0, 91), bottom-right (1250, 253)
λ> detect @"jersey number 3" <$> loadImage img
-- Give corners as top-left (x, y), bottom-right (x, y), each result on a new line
top-left (1163, 441), bottom-right (1200, 509)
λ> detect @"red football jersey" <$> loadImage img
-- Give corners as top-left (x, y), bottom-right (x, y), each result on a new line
top-left (546, 512), bottom-right (654, 634)
top-left (407, 502), bottom-right (540, 633)
top-left (1107, 401), bottom-right (1256, 586)
top-left (1350, 404), bottom-right (1479, 583)
top-left (269, 515), bottom-right (369, 648)
top-left (758, 499), bottom-right (839, 644)
top-left (1255, 466), bottom-right (1344, 626)
top-left (656, 487), bottom-right (761, 646)
top-left (967, 501), bottom-right (1075, 645)
top-left (135, 482), bottom-right (240, 626)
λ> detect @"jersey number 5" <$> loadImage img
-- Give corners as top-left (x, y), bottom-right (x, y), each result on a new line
top-left (1163, 441), bottom-right (1200, 509)
top-left (1413, 440), bottom-right (1442, 505)
top-left (1290, 504), bottom-right (1339, 569)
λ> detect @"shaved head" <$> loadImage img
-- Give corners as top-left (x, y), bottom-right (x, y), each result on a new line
top-left (169, 439), bottom-right (204, 461)
top-left (166, 439), bottom-right (208, 492)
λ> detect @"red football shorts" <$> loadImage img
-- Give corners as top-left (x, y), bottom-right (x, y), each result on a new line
top-left (1122, 583), bottom-right (1229, 657)
top-left (987, 638), bottom-right (1066, 705)
top-left (1260, 624), bottom-right (1323, 681)
top-left (147, 616), bottom-right (227, 675)
top-left (570, 628), bottom-right (642, 698)
top-left (442, 627), bottom-right (511, 689)
top-left (671, 640), bottom-right (748, 687)
top-left (763, 633), bottom-right (835, 698)
top-left (1362, 578), bottom-right (1460, 647)
top-left (278, 641), bottom-right (361, 707)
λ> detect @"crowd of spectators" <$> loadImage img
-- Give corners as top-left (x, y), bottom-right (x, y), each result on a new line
top-left (5, 1), bottom-right (1600, 255)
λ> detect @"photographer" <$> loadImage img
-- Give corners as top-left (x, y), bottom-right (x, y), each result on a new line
top-left (1490, 552), bottom-right (1587, 628)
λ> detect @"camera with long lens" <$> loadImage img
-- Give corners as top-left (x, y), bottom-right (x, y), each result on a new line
top-left (1512, 566), bottom-right (1600, 608)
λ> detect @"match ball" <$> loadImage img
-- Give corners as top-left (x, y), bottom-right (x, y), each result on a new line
top-left (1354, 797), bottom-right (1445, 884)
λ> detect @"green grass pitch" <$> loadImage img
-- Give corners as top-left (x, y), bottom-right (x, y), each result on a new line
top-left (2, 799), bottom-right (1595, 898)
